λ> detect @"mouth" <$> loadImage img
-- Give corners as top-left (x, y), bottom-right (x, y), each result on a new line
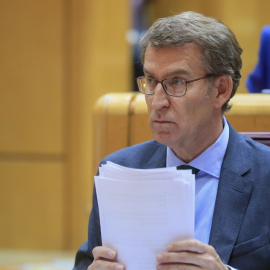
top-left (153, 120), bottom-right (173, 124)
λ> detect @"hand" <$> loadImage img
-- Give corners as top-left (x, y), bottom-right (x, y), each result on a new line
top-left (87, 246), bottom-right (125, 270)
top-left (156, 239), bottom-right (228, 270)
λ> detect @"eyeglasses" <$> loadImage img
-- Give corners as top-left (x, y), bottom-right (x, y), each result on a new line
top-left (136, 74), bottom-right (216, 97)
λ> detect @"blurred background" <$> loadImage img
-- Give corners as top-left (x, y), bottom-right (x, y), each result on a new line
top-left (0, 0), bottom-right (269, 267)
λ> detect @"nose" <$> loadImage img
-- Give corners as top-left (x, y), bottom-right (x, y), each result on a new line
top-left (150, 82), bottom-right (170, 110)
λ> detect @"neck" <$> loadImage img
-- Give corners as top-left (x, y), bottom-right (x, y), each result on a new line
top-left (172, 117), bottom-right (224, 163)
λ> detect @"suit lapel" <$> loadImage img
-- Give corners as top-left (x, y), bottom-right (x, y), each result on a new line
top-left (209, 125), bottom-right (254, 263)
top-left (144, 142), bottom-right (167, 168)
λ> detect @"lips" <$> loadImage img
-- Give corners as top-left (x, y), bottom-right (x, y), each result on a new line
top-left (153, 120), bottom-right (173, 124)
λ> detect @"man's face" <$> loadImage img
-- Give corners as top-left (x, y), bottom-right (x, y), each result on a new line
top-left (144, 44), bottom-right (222, 160)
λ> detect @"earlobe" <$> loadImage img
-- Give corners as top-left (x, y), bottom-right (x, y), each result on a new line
top-left (213, 75), bottom-right (233, 109)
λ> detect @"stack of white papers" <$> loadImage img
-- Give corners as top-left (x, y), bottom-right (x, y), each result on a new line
top-left (95, 161), bottom-right (195, 270)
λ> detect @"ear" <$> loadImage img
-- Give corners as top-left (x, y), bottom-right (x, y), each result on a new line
top-left (213, 75), bottom-right (233, 109)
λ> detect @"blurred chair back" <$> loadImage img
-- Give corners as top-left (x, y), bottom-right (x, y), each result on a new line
top-left (93, 93), bottom-right (270, 169)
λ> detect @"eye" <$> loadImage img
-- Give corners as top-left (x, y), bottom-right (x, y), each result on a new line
top-left (146, 77), bottom-right (156, 84)
top-left (172, 78), bottom-right (183, 86)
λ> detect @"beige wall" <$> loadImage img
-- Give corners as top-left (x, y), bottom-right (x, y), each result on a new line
top-left (0, 0), bottom-right (269, 252)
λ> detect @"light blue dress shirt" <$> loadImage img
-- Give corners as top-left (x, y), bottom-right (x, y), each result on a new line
top-left (166, 117), bottom-right (238, 270)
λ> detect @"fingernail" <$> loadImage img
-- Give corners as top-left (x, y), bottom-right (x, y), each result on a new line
top-left (108, 250), bottom-right (116, 258)
top-left (167, 244), bottom-right (173, 251)
top-left (156, 254), bottom-right (163, 261)
top-left (115, 264), bottom-right (124, 270)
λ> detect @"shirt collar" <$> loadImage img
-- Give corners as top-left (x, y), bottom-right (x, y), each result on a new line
top-left (166, 116), bottom-right (229, 178)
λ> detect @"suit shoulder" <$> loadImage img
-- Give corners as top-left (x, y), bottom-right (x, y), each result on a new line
top-left (240, 134), bottom-right (270, 170)
top-left (101, 140), bottom-right (166, 168)
top-left (241, 133), bottom-right (270, 154)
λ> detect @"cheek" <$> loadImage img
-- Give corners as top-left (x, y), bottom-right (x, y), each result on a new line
top-left (145, 96), bottom-right (151, 108)
top-left (145, 97), bottom-right (155, 115)
top-left (170, 100), bottom-right (188, 118)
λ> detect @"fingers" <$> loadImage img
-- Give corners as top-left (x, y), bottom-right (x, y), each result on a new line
top-left (88, 246), bottom-right (125, 270)
top-left (156, 250), bottom-right (200, 265)
top-left (156, 239), bottom-right (227, 270)
top-left (88, 260), bottom-right (124, 270)
top-left (167, 239), bottom-right (209, 254)
top-left (156, 263), bottom-right (198, 270)
top-left (92, 246), bottom-right (117, 261)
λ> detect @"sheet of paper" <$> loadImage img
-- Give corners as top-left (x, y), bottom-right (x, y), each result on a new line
top-left (95, 162), bottom-right (195, 270)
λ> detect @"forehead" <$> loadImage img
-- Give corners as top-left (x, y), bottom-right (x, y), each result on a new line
top-left (143, 44), bottom-right (204, 77)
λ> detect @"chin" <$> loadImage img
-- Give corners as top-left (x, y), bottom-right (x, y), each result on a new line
top-left (153, 132), bottom-right (174, 146)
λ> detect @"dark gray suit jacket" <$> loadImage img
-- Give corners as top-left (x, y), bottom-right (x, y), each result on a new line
top-left (73, 124), bottom-right (270, 269)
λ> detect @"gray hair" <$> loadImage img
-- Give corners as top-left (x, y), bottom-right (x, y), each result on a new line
top-left (140, 11), bottom-right (243, 113)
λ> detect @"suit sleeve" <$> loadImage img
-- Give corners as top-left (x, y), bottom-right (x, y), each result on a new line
top-left (73, 186), bottom-right (102, 269)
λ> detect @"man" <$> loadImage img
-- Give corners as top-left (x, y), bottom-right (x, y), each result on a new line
top-left (74, 11), bottom-right (270, 270)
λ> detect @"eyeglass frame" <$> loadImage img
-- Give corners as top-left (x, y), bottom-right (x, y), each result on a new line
top-left (136, 74), bottom-right (217, 97)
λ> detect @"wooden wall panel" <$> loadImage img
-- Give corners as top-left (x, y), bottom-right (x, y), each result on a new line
top-left (0, 0), bottom-right (66, 251)
top-left (0, 161), bottom-right (64, 250)
top-left (0, 0), bottom-right (64, 154)
top-left (0, 0), bottom-right (131, 251)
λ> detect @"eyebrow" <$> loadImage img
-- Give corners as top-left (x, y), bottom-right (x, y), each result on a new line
top-left (143, 68), bottom-right (191, 78)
